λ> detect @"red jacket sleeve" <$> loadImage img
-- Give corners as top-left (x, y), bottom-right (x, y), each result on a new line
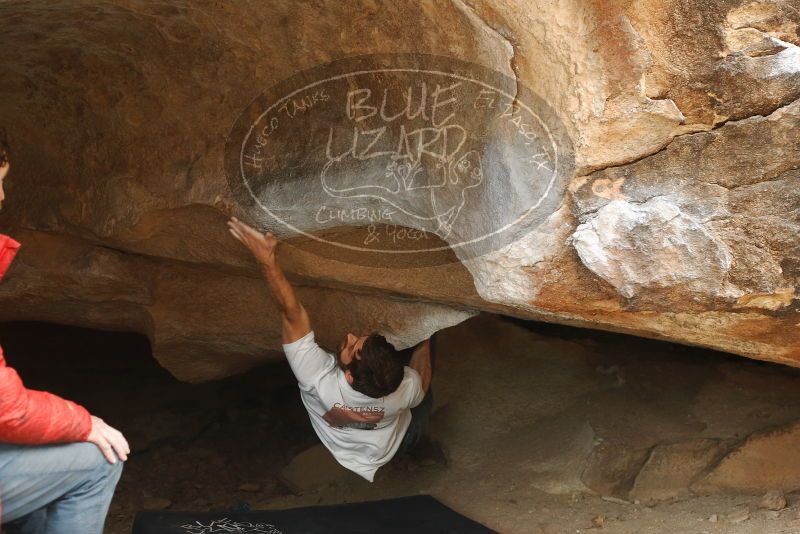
top-left (0, 235), bottom-right (20, 283)
top-left (0, 345), bottom-right (92, 444)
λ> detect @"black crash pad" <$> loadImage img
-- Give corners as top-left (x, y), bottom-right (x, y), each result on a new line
top-left (132, 494), bottom-right (497, 534)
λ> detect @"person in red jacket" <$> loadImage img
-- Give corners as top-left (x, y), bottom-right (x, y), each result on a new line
top-left (0, 132), bottom-right (130, 534)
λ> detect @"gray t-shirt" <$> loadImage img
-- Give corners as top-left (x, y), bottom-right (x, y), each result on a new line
top-left (282, 330), bottom-right (425, 481)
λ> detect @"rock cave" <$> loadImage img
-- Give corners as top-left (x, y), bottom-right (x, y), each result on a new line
top-left (0, 1), bottom-right (799, 533)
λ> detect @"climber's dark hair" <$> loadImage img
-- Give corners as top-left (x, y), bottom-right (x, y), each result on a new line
top-left (346, 333), bottom-right (404, 398)
top-left (0, 128), bottom-right (9, 167)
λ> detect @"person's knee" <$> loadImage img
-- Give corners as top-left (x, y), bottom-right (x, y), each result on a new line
top-left (96, 452), bottom-right (124, 488)
top-left (73, 442), bottom-right (124, 486)
top-left (105, 455), bottom-right (124, 481)
top-left (84, 453), bottom-right (123, 503)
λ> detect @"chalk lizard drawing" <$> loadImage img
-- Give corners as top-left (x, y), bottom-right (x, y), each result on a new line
top-left (320, 145), bottom-right (483, 239)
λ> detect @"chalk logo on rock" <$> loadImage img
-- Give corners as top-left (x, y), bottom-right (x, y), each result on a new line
top-left (225, 54), bottom-right (573, 267)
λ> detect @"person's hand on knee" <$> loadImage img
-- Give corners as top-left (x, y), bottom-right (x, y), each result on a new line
top-left (86, 416), bottom-right (130, 464)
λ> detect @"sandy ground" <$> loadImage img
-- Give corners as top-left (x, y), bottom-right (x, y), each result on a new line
top-left (4, 314), bottom-right (800, 533)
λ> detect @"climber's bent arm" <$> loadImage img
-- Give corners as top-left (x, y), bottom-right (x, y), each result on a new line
top-left (409, 338), bottom-right (432, 394)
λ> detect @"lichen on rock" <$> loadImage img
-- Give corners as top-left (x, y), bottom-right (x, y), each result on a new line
top-left (571, 197), bottom-right (736, 300)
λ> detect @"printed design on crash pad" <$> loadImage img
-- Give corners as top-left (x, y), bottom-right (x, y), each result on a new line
top-left (323, 402), bottom-right (385, 430)
top-left (180, 518), bottom-right (282, 534)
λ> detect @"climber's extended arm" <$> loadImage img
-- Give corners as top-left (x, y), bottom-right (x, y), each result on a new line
top-left (227, 217), bottom-right (311, 343)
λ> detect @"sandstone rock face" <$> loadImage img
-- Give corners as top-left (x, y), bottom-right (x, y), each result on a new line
top-left (0, 0), bottom-right (798, 380)
top-left (695, 421), bottom-right (800, 494)
top-left (630, 439), bottom-right (727, 503)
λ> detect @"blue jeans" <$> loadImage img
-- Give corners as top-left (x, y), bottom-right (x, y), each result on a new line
top-left (0, 442), bottom-right (122, 534)
top-left (396, 389), bottom-right (433, 455)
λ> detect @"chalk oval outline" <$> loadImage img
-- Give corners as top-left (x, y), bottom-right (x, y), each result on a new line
top-left (229, 54), bottom-right (572, 256)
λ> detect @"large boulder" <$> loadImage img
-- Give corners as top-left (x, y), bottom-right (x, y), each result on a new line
top-left (0, 0), bottom-right (798, 380)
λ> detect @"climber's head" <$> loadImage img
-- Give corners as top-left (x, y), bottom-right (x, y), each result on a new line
top-left (337, 332), bottom-right (404, 398)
